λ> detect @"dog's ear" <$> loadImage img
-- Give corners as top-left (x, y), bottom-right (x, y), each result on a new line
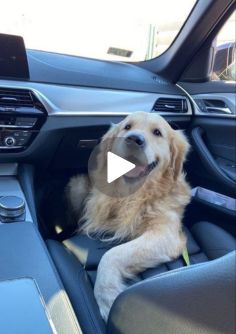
top-left (96, 123), bottom-right (121, 170)
top-left (101, 123), bottom-right (120, 149)
top-left (170, 130), bottom-right (190, 180)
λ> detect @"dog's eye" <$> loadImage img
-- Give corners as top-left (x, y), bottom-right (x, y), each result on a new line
top-left (124, 124), bottom-right (131, 130)
top-left (153, 128), bottom-right (162, 137)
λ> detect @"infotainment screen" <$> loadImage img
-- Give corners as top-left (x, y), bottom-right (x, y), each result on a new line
top-left (0, 34), bottom-right (29, 79)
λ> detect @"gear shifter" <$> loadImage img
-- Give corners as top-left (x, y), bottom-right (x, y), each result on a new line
top-left (0, 196), bottom-right (25, 223)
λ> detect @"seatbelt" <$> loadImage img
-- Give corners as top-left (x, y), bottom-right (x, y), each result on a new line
top-left (182, 246), bottom-right (190, 266)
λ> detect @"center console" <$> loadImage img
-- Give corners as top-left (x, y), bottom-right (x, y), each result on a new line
top-left (0, 279), bottom-right (56, 334)
top-left (0, 87), bottom-right (47, 152)
top-left (0, 164), bottom-right (81, 334)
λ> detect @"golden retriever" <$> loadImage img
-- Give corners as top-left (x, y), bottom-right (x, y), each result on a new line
top-left (67, 111), bottom-right (191, 321)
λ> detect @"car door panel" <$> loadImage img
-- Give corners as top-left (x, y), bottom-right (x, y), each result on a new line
top-left (191, 124), bottom-right (236, 194)
top-left (184, 87), bottom-right (236, 198)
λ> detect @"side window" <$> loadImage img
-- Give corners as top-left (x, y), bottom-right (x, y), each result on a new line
top-left (212, 11), bottom-right (236, 82)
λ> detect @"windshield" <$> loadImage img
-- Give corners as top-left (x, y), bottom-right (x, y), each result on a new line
top-left (1, 0), bottom-right (196, 62)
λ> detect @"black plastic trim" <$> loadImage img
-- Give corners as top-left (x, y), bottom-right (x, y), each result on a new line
top-left (0, 115), bottom-right (190, 164)
top-left (191, 126), bottom-right (236, 194)
top-left (18, 164), bottom-right (38, 226)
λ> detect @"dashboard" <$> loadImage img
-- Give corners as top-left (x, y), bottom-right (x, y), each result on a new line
top-left (0, 78), bottom-right (192, 165)
top-left (0, 77), bottom-right (234, 172)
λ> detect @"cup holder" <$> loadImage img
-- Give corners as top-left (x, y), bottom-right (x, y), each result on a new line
top-left (0, 196), bottom-right (25, 223)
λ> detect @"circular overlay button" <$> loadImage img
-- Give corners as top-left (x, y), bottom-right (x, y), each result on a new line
top-left (88, 137), bottom-right (149, 198)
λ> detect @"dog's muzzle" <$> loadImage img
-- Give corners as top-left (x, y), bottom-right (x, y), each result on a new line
top-left (125, 134), bottom-right (146, 148)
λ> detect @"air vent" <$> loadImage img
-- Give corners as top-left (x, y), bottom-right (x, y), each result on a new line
top-left (152, 98), bottom-right (188, 113)
top-left (0, 88), bottom-right (46, 111)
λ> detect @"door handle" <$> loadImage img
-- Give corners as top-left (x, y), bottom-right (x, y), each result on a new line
top-left (205, 106), bottom-right (232, 114)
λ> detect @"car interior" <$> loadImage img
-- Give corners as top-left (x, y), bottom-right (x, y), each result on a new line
top-left (0, 0), bottom-right (235, 333)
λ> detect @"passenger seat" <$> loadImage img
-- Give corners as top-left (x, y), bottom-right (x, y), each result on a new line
top-left (47, 221), bottom-right (236, 334)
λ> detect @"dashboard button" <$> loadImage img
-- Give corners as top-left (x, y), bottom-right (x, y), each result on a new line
top-left (22, 131), bottom-right (31, 137)
top-left (17, 138), bottom-right (28, 145)
top-left (13, 131), bottom-right (21, 137)
top-left (15, 117), bottom-right (36, 127)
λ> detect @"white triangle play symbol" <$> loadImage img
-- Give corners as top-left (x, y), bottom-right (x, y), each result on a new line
top-left (107, 151), bottom-right (136, 183)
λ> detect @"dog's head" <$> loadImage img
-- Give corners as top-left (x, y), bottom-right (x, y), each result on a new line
top-left (100, 112), bottom-right (190, 183)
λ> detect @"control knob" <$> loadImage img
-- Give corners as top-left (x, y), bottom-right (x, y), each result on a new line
top-left (0, 196), bottom-right (25, 222)
top-left (4, 136), bottom-right (16, 147)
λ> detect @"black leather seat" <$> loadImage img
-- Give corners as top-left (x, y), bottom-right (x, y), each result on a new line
top-left (47, 222), bottom-right (236, 334)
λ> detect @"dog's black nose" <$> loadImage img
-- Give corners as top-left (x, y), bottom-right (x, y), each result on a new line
top-left (125, 134), bottom-right (145, 147)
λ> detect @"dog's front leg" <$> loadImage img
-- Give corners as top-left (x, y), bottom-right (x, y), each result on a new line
top-left (94, 223), bottom-right (185, 321)
top-left (94, 251), bottom-right (126, 321)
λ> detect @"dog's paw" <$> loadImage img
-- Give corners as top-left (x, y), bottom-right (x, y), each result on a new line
top-left (94, 286), bottom-right (112, 322)
top-left (94, 252), bottom-right (126, 321)
top-left (94, 275), bottom-right (125, 322)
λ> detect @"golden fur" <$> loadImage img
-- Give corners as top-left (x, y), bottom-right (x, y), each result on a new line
top-left (67, 111), bottom-right (191, 321)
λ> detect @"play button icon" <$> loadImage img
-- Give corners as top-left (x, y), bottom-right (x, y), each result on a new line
top-left (107, 152), bottom-right (136, 183)
top-left (88, 137), bottom-right (148, 197)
